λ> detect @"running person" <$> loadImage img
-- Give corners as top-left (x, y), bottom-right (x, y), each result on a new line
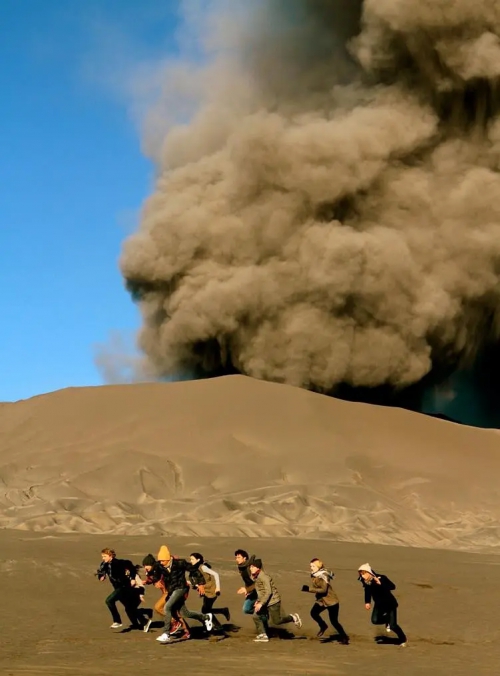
top-left (96, 548), bottom-right (144, 630)
top-left (155, 545), bottom-right (213, 644)
top-left (189, 553), bottom-right (230, 622)
top-left (302, 558), bottom-right (349, 643)
top-left (358, 563), bottom-right (407, 647)
top-left (234, 549), bottom-right (257, 615)
top-left (250, 558), bottom-right (302, 643)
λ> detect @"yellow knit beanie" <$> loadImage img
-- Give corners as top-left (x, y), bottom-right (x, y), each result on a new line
top-left (157, 545), bottom-right (171, 562)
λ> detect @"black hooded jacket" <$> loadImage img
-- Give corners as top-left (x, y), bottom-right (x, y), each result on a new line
top-left (360, 573), bottom-right (398, 611)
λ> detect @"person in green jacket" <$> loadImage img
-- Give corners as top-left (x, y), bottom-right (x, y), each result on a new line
top-left (250, 558), bottom-right (302, 643)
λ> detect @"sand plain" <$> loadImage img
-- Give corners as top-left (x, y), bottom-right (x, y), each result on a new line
top-left (1, 531), bottom-right (499, 676)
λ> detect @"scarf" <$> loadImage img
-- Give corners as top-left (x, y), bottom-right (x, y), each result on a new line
top-left (312, 568), bottom-right (334, 585)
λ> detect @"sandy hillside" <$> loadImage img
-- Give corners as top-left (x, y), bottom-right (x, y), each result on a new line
top-left (1, 530), bottom-right (499, 676)
top-left (1, 375), bottom-right (499, 550)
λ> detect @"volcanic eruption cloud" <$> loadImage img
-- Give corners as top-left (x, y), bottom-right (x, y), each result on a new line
top-left (120, 0), bottom-right (500, 394)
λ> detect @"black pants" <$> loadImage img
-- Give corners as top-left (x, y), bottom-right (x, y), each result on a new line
top-left (371, 606), bottom-right (407, 643)
top-left (105, 588), bottom-right (143, 626)
top-left (201, 595), bottom-right (229, 619)
top-left (311, 603), bottom-right (348, 638)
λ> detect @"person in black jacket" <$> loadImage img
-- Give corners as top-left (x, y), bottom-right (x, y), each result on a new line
top-left (154, 545), bottom-right (213, 644)
top-left (235, 549), bottom-right (257, 615)
top-left (97, 548), bottom-right (143, 629)
top-left (358, 563), bottom-right (407, 646)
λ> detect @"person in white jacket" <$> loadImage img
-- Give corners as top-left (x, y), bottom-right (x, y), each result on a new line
top-left (189, 553), bottom-right (230, 623)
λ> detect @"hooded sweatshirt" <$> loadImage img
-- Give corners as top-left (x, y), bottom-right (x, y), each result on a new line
top-left (359, 568), bottom-right (399, 611)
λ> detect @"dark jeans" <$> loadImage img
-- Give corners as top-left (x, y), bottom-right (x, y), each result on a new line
top-left (163, 589), bottom-right (187, 630)
top-left (243, 597), bottom-right (256, 614)
top-left (105, 588), bottom-right (142, 626)
top-left (371, 606), bottom-right (407, 643)
top-left (201, 595), bottom-right (229, 619)
top-left (253, 601), bottom-right (293, 635)
top-left (164, 589), bottom-right (207, 631)
top-left (311, 602), bottom-right (348, 638)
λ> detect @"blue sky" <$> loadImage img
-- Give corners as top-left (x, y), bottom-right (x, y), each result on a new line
top-left (0, 0), bottom-right (185, 401)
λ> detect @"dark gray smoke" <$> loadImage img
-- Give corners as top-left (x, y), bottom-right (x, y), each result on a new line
top-left (120, 0), bottom-right (500, 394)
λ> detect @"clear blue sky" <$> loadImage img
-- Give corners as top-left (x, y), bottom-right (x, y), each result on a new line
top-left (0, 0), bottom-right (182, 401)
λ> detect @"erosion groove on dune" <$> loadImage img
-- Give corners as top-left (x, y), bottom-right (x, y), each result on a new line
top-left (1, 376), bottom-right (500, 551)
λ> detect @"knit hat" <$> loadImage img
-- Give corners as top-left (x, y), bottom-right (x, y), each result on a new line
top-left (157, 545), bottom-right (171, 562)
top-left (358, 563), bottom-right (374, 575)
top-left (142, 553), bottom-right (156, 567)
top-left (251, 558), bottom-right (263, 569)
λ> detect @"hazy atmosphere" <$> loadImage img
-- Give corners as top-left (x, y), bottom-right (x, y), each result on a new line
top-left (2, 0), bottom-right (500, 428)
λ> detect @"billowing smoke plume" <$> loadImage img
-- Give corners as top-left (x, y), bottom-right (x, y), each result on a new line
top-left (121, 0), bottom-right (500, 393)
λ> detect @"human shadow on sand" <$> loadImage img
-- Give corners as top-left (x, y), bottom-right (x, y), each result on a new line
top-left (319, 635), bottom-right (350, 644)
top-left (373, 636), bottom-right (403, 645)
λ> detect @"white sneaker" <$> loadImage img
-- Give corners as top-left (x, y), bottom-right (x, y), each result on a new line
top-left (292, 613), bottom-right (302, 628)
top-left (156, 632), bottom-right (171, 644)
top-left (386, 624), bottom-right (391, 633)
top-left (399, 642), bottom-right (408, 648)
top-left (204, 613), bottom-right (213, 632)
top-left (110, 622), bottom-right (122, 629)
top-left (254, 633), bottom-right (269, 642)
top-left (143, 619), bottom-right (152, 633)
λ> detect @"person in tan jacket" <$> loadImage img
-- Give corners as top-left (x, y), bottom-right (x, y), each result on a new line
top-left (188, 553), bottom-right (230, 622)
top-left (302, 558), bottom-right (349, 643)
top-left (249, 558), bottom-right (302, 643)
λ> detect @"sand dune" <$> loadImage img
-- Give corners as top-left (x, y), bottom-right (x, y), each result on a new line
top-left (1, 375), bottom-right (499, 550)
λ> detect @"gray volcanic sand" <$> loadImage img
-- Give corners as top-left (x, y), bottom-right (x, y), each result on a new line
top-left (1, 531), bottom-right (498, 675)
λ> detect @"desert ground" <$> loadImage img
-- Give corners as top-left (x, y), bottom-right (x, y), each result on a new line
top-left (1, 376), bottom-right (500, 674)
top-left (0, 531), bottom-right (499, 676)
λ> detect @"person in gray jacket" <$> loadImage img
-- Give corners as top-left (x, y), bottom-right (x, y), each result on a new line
top-left (249, 558), bottom-right (302, 643)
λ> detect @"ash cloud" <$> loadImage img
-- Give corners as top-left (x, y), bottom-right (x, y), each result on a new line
top-left (120, 0), bottom-right (500, 393)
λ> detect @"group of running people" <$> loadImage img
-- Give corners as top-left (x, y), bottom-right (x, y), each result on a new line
top-left (96, 545), bottom-right (407, 647)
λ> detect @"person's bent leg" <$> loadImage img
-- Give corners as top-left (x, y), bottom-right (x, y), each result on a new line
top-left (179, 603), bottom-right (209, 625)
top-left (201, 596), bottom-right (215, 614)
top-left (311, 603), bottom-right (328, 634)
top-left (154, 592), bottom-right (167, 617)
top-left (202, 596), bottom-right (229, 620)
top-left (388, 609), bottom-right (407, 644)
top-left (105, 590), bottom-right (122, 624)
top-left (253, 610), bottom-right (268, 636)
top-left (243, 597), bottom-right (255, 615)
top-left (123, 592), bottom-right (143, 628)
top-left (327, 603), bottom-right (349, 640)
top-left (163, 589), bottom-right (186, 632)
top-left (268, 602), bottom-right (293, 626)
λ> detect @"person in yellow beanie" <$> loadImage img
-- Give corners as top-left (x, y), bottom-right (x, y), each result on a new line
top-left (157, 545), bottom-right (171, 563)
top-left (155, 544), bottom-right (214, 644)
top-left (142, 552), bottom-right (188, 637)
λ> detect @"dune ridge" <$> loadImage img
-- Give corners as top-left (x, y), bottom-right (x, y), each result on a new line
top-left (0, 375), bottom-right (499, 551)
